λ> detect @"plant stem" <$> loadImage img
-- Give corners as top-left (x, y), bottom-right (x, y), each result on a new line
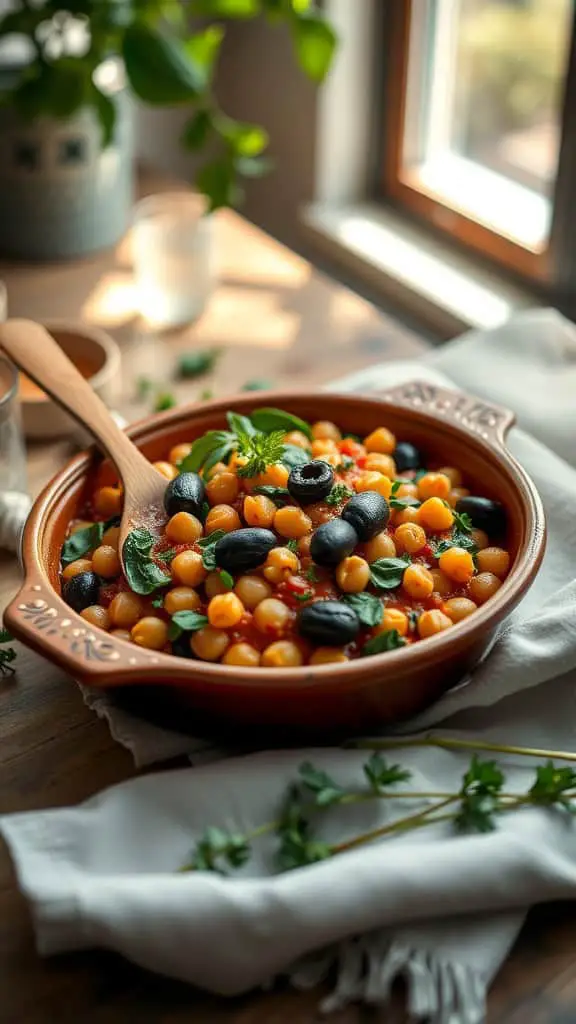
top-left (352, 735), bottom-right (576, 765)
top-left (330, 795), bottom-right (460, 854)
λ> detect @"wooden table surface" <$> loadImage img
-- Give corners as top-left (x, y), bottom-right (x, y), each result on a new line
top-left (1, 191), bottom-right (575, 1024)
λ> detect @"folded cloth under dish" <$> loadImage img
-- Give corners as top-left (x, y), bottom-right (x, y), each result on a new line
top-left (4, 307), bottom-right (576, 1023)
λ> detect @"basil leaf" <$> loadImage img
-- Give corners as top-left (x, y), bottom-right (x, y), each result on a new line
top-left (172, 610), bottom-right (209, 631)
top-left (342, 593), bottom-right (383, 627)
top-left (203, 442), bottom-right (234, 475)
top-left (389, 497), bottom-right (420, 510)
top-left (61, 522), bottom-right (104, 566)
top-left (434, 534), bottom-right (478, 558)
top-left (281, 444), bottom-right (309, 470)
top-left (198, 529), bottom-right (226, 546)
top-left (251, 407), bottom-right (312, 440)
top-left (177, 349), bottom-right (220, 379)
top-left (362, 629), bottom-right (407, 656)
top-left (180, 431), bottom-right (233, 473)
top-left (227, 411), bottom-right (255, 437)
top-left (219, 569), bottom-right (234, 590)
top-left (252, 485), bottom-right (292, 506)
top-left (122, 528), bottom-right (172, 595)
top-left (198, 529), bottom-right (225, 570)
top-left (369, 556), bottom-right (411, 591)
top-left (453, 510), bottom-right (473, 533)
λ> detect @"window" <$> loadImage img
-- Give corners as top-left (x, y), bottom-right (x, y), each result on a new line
top-left (382, 0), bottom-right (575, 280)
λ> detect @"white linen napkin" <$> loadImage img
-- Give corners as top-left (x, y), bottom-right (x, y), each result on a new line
top-left (4, 307), bottom-right (576, 1024)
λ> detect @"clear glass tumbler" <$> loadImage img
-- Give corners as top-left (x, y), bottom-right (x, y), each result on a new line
top-left (132, 192), bottom-right (215, 329)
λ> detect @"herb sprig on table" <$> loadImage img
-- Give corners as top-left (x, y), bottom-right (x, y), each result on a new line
top-left (179, 737), bottom-right (576, 875)
top-left (0, 627), bottom-right (17, 676)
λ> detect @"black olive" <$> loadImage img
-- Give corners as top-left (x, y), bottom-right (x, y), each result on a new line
top-left (310, 519), bottom-right (358, 566)
top-left (455, 495), bottom-right (506, 536)
top-left (215, 528), bottom-right (277, 574)
top-left (342, 490), bottom-right (389, 540)
top-left (298, 600), bottom-right (360, 646)
top-left (393, 441), bottom-right (422, 472)
top-left (287, 460), bottom-right (334, 504)
top-left (62, 571), bottom-right (100, 613)
top-left (164, 472), bottom-right (206, 519)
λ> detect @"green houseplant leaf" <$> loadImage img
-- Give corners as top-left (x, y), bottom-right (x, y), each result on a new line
top-left (291, 11), bottom-right (337, 83)
top-left (122, 23), bottom-right (206, 105)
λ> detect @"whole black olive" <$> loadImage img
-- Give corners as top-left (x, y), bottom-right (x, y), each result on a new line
top-left (287, 460), bottom-right (334, 504)
top-left (215, 528), bottom-right (277, 574)
top-left (455, 495), bottom-right (506, 536)
top-left (310, 519), bottom-right (358, 566)
top-left (298, 600), bottom-right (360, 646)
top-left (393, 441), bottom-right (422, 473)
top-left (62, 571), bottom-right (100, 613)
top-left (164, 472), bottom-right (206, 519)
top-left (342, 490), bottom-right (389, 540)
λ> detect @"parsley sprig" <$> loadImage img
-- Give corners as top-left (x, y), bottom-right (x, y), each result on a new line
top-left (180, 738), bottom-right (576, 876)
top-left (0, 627), bottom-right (17, 676)
top-left (235, 428), bottom-right (286, 478)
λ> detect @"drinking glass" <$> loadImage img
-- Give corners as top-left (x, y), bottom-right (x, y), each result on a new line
top-left (0, 355), bottom-right (29, 552)
top-left (132, 192), bottom-right (215, 328)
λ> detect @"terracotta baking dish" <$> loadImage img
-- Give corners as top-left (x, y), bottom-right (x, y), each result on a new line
top-left (5, 382), bottom-right (545, 735)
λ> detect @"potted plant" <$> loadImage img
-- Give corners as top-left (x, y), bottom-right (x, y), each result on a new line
top-left (0, 0), bottom-right (337, 260)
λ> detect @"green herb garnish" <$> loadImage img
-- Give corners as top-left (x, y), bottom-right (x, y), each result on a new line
top-left (325, 483), bottom-right (353, 506)
top-left (242, 379), bottom-right (273, 391)
top-left (61, 522), bottom-right (104, 566)
top-left (180, 430), bottom-right (236, 474)
top-left (281, 444), bottom-right (309, 470)
top-left (293, 589), bottom-right (314, 602)
top-left (0, 627), bottom-right (17, 676)
top-left (453, 510), bottom-right (473, 533)
top-left (177, 349), bottom-right (220, 379)
top-left (362, 629), bottom-right (407, 656)
top-left (342, 592), bottom-right (383, 627)
top-left (252, 485), bottom-right (292, 507)
top-left (219, 569), bottom-right (234, 590)
top-left (286, 539), bottom-right (299, 553)
top-left (154, 391), bottom-right (177, 412)
top-left (363, 752), bottom-right (411, 792)
top-left (198, 529), bottom-right (226, 570)
top-left (136, 376), bottom-right (153, 399)
top-left (369, 556), bottom-right (410, 591)
top-left (305, 564), bottom-right (320, 583)
top-left (169, 610), bottom-right (209, 642)
top-left (250, 407), bottom-right (312, 440)
top-left (156, 547), bottom-right (177, 564)
top-left (235, 429), bottom-right (286, 478)
top-left (200, 388), bottom-right (214, 401)
top-left (335, 456), bottom-right (355, 472)
top-left (122, 529), bottom-right (172, 595)
top-left (151, 596), bottom-right (164, 609)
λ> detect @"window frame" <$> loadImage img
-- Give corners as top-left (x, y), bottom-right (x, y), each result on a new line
top-left (381, 0), bottom-right (576, 285)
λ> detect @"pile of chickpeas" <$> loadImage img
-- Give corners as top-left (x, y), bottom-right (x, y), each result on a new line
top-left (60, 413), bottom-right (511, 667)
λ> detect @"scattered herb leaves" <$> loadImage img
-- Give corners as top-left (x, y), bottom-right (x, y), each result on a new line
top-left (529, 761), bottom-right (576, 811)
top-left (454, 756), bottom-right (505, 834)
top-left (61, 522), bottom-right (104, 566)
top-left (235, 429), bottom-right (286, 478)
top-left (294, 589), bottom-right (314, 602)
top-left (363, 752), bottom-right (412, 792)
top-left (156, 547), bottom-right (176, 564)
top-left (177, 349), bottom-right (220, 379)
top-left (453, 510), bottom-right (473, 533)
top-left (226, 411), bottom-right (255, 437)
top-left (325, 483), bottom-right (353, 506)
top-left (219, 569), bottom-right (234, 590)
top-left (362, 629), bottom-right (407, 656)
top-left (179, 430), bottom-right (235, 474)
top-left (286, 539), bottom-right (299, 553)
top-left (0, 627), bottom-right (16, 676)
top-left (198, 529), bottom-right (226, 571)
top-left (154, 391), bottom-right (177, 412)
top-left (250, 407), bottom-right (312, 440)
top-left (342, 592), bottom-right (383, 627)
top-left (185, 827), bottom-right (251, 874)
top-left (281, 444), bottom-right (309, 470)
top-left (169, 609), bottom-right (209, 642)
top-left (369, 556), bottom-right (411, 591)
top-left (299, 762), bottom-right (345, 807)
top-left (136, 375), bottom-right (154, 400)
top-left (122, 529), bottom-right (172, 596)
top-left (252, 485), bottom-right (292, 507)
top-left (242, 379), bottom-right (273, 391)
top-left (305, 564), bottom-right (320, 583)
top-left (151, 596), bottom-right (164, 609)
top-left (200, 388), bottom-right (214, 401)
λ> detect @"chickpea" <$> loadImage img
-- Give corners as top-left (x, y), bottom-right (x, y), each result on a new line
top-left (394, 522), bottom-right (427, 555)
top-left (476, 547), bottom-right (510, 579)
top-left (311, 420), bottom-right (342, 442)
top-left (447, 487), bottom-right (470, 508)
top-left (169, 442), bottom-right (192, 466)
top-left (363, 426), bottom-right (396, 455)
top-left (234, 575), bottom-right (272, 609)
top-left (309, 647), bottom-right (349, 664)
top-left (263, 547), bottom-right (299, 584)
top-left (102, 524), bottom-right (121, 549)
top-left (171, 550), bottom-right (207, 587)
top-left (468, 572), bottom-right (502, 605)
top-left (274, 505), bottom-right (312, 540)
top-left (438, 546), bottom-right (475, 584)
top-left (417, 497), bottom-right (454, 532)
top-left (364, 531), bottom-right (397, 562)
top-left (153, 461), bottom-right (179, 481)
top-left (471, 528), bottom-right (489, 551)
top-left (253, 597), bottom-right (292, 636)
top-left (111, 629), bottom-right (131, 641)
top-left (205, 571), bottom-right (229, 599)
top-left (252, 463), bottom-right (290, 488)
top-left (364, 453), bottom-right (397, 478)
top-left (391, 505), bottom-right (420, 527)
top-left (284, 430), bottom-right (311, 450)
top-left (165, 511), bottom-right (203, 545)
top-left (208, 592), bottom-right (245, 629)
top-left (191, 625), bottom-right (229, 661)
top-left (403, 563), bottom-right (434, 600)
top-left (222, 642), bottom-right (261, 667)
top-left (336, 555), bottom-right (370, 593)
top-left (109, 591), bottom-right (144, 629)
top-left (205, 461), bottom-right (228, 481)
top-left (261, 640), bottom-right (303, 667)
top-left (418, 609), bottom-right (453, 639)
top-left (131, 616), bottom-right (169, 650)
top-left (205, 504), bottom-right (242, 535)
top-left (94, 485), bottom-right (122, 518)
top-left (243, 494), bottom-right (276, 528)
top-left (206, 472), bottom-right (239, 506)
top-left (92, 544), bottom-right (122, 579)
top-left (163, 587), bottom-right (202, 615)
top-left (80, 605), bottom-right (110, 631)
top-left (417, 472), bottom-right (451, 501)
top-left (354, 471), bottom-right (392, 500)
top-left (62, 557), bottom-right (93, 579)
top-left (379, 607), bottom-right (409, 636)
top-left (437, 466), bottom-right (463, 488)
top-left (444, 597), bottom-right (478, 623)
top-left (311, 438), bottom-right (339, 458)
top-left (430, 569), bottom-right (452, 597)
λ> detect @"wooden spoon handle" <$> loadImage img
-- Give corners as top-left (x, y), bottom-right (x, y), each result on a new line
top-left (0, 318), bottom-right (149, 480)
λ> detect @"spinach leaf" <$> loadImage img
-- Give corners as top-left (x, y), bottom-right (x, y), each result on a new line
top-left (362, 629), bottom-right (407, 656)
top-left (122, 529), bottom-right (172, 595)
top-left (251, 407), bottom-right (312, 440)
top-left (342, 592), bottom-right (383, 627)
top-left (61, 522), bottom-right (104, 566)
top-left (369, 556), bottom-right (411, 591)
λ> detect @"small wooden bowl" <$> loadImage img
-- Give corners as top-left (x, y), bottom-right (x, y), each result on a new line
top-left (19, 320), bottom-right (121, 440)
top-left (5, 383), bottom-right (545, 736)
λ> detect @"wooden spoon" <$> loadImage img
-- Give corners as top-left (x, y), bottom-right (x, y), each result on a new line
top-left (0, 318), bottom-right (168, 569)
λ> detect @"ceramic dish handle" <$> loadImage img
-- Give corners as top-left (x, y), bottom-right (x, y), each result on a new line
top-left (376, 380), bottom-right (515, 448)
